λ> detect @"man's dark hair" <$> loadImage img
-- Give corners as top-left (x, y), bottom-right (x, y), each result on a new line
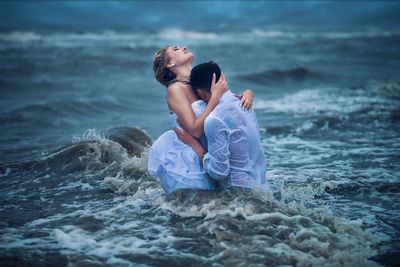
top-left (190, 61), bottom-right (221, 92)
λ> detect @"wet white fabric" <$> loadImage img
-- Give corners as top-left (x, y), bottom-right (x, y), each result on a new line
top-left (203, 90), bottom-right (267, 188)
top-left (148, 100), bottom-right (217, 193)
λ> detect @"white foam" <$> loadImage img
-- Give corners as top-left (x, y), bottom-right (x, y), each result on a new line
top-left (1, 29), bottom-right (398, 50)
top-left (53, 227), bottom-right (97, 252)
top-left (251, 29), bottom-right (297, 38)
top-left (251, 28), bottom-right (399, 39)
top-left (0, 31), bottom-right (43, 42)
top-left (2, 175), bottom-right (388, 266)
top-left (158, 28), bottom-right (218, 40)
top-left (121, 148), bottom-right (149, 173)
top-left (254, 87), bottom-right (388, 115)
top-left (72, 128), bottom-right (107, 143)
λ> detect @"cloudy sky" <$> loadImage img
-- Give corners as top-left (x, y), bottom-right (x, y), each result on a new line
top-left (0, 1), bottom-right (399, 31)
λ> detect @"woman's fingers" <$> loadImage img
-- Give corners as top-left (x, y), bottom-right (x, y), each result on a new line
top-left (239, 89), bottom-right (254, 111)
top-left (174, 127), bottom-right (182, 137)
top-left (241, 98), bottom-right (252, 110)
top-left (211, 73), bottom-right (227, 97)
top-left (219, 73), bottom-right (228, 89)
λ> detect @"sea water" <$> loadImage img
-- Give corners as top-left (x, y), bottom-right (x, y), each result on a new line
top-left (0, 28), bottom-right (399, 266)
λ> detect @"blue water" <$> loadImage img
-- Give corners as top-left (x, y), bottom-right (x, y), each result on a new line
top-left (0, 28), bottom-right (399, 266)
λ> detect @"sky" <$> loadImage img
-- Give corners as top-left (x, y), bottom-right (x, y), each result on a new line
top-left (0, 1), bottom-right (399, 31)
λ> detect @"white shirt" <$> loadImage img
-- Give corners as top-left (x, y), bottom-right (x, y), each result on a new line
top-left (203, 90), bottom-right (267, 188)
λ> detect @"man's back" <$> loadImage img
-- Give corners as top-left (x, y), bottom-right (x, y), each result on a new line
top-left (203, 90), bottom-right (266, 188)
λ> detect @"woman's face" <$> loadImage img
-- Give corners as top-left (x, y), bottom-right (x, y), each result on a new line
top-left (166, 46), bottom-right (193, 67)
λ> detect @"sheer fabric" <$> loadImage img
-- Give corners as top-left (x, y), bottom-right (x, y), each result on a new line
top-left (203, 91), bottom-right (267, 189)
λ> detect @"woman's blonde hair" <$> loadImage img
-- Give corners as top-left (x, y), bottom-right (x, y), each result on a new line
top-left (152, 46), bottom-right (189, 87)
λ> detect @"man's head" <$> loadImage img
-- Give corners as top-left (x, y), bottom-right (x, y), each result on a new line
top-left (190, 61), bottom-right (221, 102)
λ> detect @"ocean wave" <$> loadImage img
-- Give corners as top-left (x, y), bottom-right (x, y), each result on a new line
top-left (0, 180), bottom-right (383, 266)
top-left (254, 88), bottom-right (342, 114)
top-left (324, 181), bottom-right (400, 197)
top-left (250, 29), bottom-right (297, 38)
top-left (363, 80), bottom-right (400, 100)
top-left (0, 31), bottom-right (44, 43)
top-left (254, 86), bottom-right (392, 116)
top-left (158, 28), bottom-right (218, 40)
top-left (0, 98), bottom-right (124, 125)
top-left (237, 66), bottom-right (324, 84)
top-left (0, 29), bottom-right (220, 48)
top-left (0, 128), bottom-right (151, 178)
top-left (1, 28), bottom-right (398, 48)
top-left (0, 125), bottom-right (392, 266)
top-left (43, 128), bottom-right (150, 175)
top-left (265, 115), bottom-right (347, 137)
top-left (0, 30), bottom-right (147, 48)
top-left (250, 28), bottom-right (400, 39)
top-left (258, 81), bottom-right (400, 144)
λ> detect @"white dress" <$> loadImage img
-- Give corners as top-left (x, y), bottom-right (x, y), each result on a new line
top-left (148, 100), bottom-right (217, 193)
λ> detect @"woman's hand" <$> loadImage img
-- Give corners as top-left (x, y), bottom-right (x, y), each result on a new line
top-left (210, 73), bottom-right (228, 100)
top-left (174, 127), bottom-right (206, 162)
top-left (174, 127), bottom-right (197, 147)
top-left (237, 89), bottom-right (254, 111)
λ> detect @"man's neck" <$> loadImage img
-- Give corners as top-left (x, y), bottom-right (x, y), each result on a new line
top-left (203, 89), bottom-right (230, 104)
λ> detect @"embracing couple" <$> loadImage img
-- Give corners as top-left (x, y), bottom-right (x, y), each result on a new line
top-left (148, 46), bottom-right (266, 193)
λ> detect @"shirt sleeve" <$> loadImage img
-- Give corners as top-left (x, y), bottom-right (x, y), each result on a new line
top-left (202, 116), bottom-right (230, 181)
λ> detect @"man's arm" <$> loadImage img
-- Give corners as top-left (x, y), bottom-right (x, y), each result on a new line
top-left (202, 116), bottom-right (231, 181)
top-left (174, 116), bottom-right (231, 181)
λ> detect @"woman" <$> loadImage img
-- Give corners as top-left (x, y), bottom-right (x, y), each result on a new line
top-left (148, 46), bottom-right (254, 193)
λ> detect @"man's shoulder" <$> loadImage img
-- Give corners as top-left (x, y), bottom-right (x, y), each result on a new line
top-left (205, 110), bottom-right (219, 124)
top-left (205, 109), bottom-right (225, 128)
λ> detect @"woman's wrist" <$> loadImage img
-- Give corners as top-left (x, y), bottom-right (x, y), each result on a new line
top-left (207, 94), bottom-right (219, 108)
top-left (191, 142), bottom-right (206, 161)
top-left (211, 89), bottom-right (224, 103)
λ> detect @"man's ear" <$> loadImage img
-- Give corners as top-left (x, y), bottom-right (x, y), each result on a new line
top-left (196, 90), bottom-right (207, 100)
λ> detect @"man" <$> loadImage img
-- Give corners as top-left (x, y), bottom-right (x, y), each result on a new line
top-left (175, 62), bottom-right (266, 189)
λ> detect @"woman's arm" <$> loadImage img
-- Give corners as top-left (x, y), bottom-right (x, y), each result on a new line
top-left (174, 128), bottom-right (205, 163)
top-left (167, 74), bottom-right (227, 138)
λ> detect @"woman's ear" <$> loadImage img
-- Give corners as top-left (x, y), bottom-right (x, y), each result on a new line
top-left (166, 62), bottom-right (176, 68)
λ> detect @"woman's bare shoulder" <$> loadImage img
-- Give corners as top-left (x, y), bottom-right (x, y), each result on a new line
top-left (167, 82), bottom-right (190, 98)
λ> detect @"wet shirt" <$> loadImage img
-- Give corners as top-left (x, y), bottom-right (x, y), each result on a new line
top-left (203, 90), bottom-right (267, 188)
